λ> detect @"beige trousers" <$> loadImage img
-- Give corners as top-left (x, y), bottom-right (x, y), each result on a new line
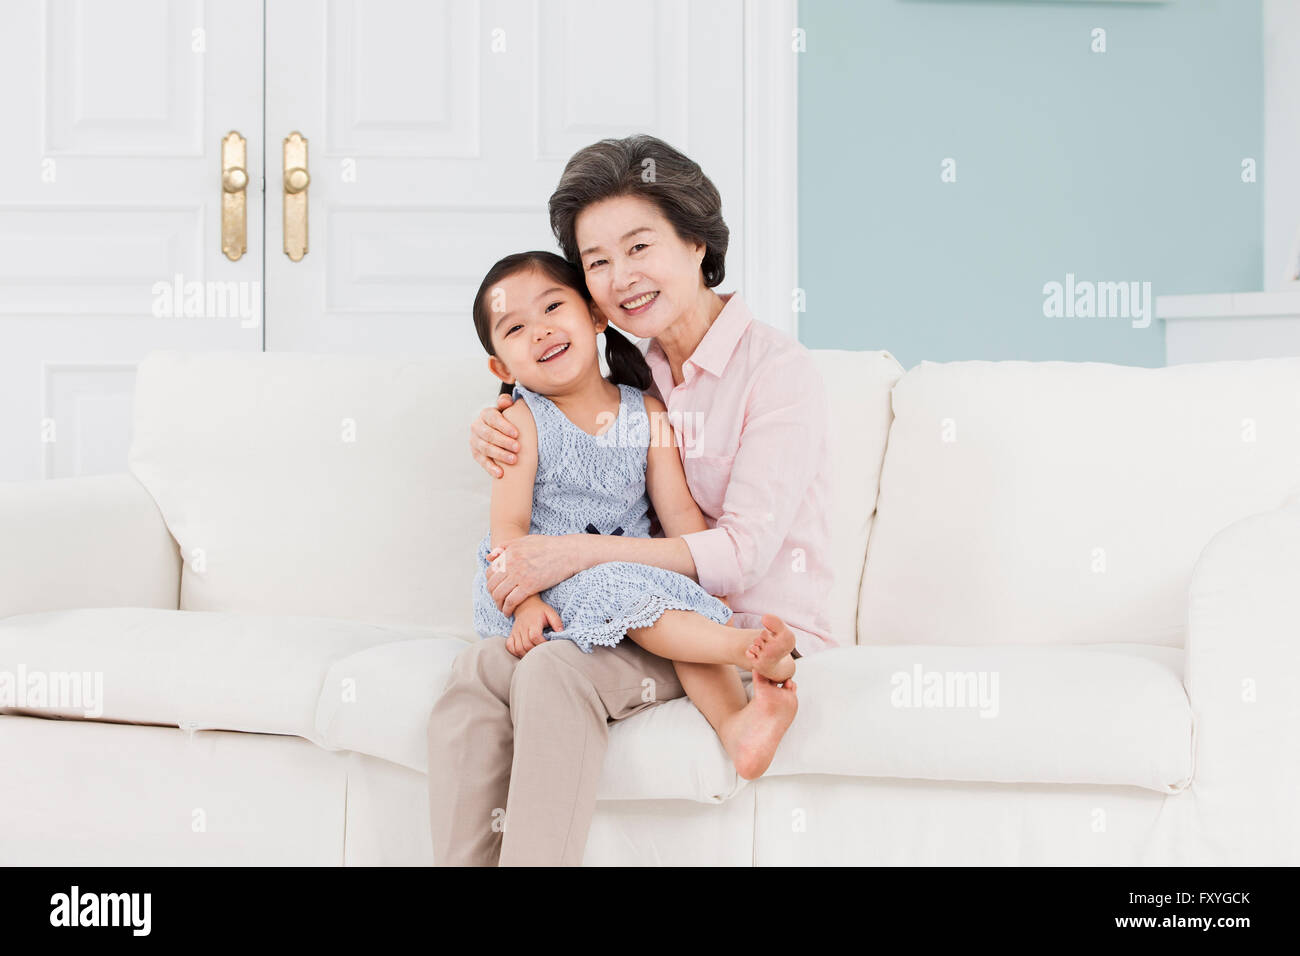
top-left (426, 635), bottom-right (684, 866)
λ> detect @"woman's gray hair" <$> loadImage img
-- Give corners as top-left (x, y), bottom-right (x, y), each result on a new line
top-left (548, 134), bottom-right (729, 288)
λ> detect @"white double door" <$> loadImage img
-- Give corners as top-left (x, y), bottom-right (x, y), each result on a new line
top-left (0, 0), bottom-right (758, 482)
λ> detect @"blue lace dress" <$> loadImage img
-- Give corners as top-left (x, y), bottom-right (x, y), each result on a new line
top-left (472, 381), bottom-right (732, 652)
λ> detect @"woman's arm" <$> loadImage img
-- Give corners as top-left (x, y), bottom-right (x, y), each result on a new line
top-left (678, 349), bottom-right (830, 597)
top-left (486, 527), bottom-right (700, 616)
top-left (470, 393), bottom-right (522, 479)
top-left (588, 361), bottom-right (829, 597)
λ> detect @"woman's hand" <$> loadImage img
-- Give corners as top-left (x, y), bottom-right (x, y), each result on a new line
top-left (470, 393), bottom-right (521, 478)
top-left (486, 534), bottom-right (586, 617)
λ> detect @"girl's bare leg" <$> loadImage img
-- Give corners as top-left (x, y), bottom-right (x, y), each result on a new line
top-left (625, 609), bottom-right (796, 682)
top-left (625, 609), bottom-right (801, 780)
top-left (672, 661), bottom-right (798, 780)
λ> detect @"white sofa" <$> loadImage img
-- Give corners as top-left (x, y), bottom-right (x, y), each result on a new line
top-left (2, 348), bottom-right (1298, 866)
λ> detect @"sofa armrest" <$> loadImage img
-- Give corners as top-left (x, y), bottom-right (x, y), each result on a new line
top-left (1184, 494), bottom-right (1300, 862)
top-left (0, 474), bottom-right (180, 620)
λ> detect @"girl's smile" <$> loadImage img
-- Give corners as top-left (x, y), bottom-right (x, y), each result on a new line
top-left (537, 341), bottom-right (570, 363)
top-left (483, 266), bottom-right (611, 402)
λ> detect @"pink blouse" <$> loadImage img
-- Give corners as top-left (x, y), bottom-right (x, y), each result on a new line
top-left (642, 292), bottom-right (837, 657)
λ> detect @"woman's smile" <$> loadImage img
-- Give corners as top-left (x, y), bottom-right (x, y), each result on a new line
top-left (619, 290), bottom-right (659, 315)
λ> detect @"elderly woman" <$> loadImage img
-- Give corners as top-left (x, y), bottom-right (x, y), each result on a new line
top-left (427, 134), bottom-right (835, 866)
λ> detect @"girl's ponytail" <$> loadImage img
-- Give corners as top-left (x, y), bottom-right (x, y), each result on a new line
top-left (603, 324), bottom-right (652, 391)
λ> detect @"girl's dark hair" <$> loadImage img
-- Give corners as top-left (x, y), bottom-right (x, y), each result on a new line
top-left (471, 250), bottom-right (652, 396)
top-left (549, 134), bottom-right (728, 288)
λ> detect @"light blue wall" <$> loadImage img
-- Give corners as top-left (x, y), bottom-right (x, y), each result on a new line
top-left (797, 0), bottom-right (1264, 369)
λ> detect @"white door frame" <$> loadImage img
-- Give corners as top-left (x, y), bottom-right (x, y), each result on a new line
top-left (742, 0), bottom-right (799, 339)
top-left (1264, 0), bottom-right (1300, 291)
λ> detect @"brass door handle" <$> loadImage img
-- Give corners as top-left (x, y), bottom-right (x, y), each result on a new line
top-left (283, 132), bottom-right (311, 261)
top-left (221, 132), bottom-right (247, 261)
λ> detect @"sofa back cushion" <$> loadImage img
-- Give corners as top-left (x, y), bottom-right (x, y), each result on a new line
top-left (129, 351), bottom-right (493, 635)
top-left (858, 358), bottom-right (1300, 647)
top-left (809, 350), bottom-right (904, 644)
top-left (127, 347), bottom-right (903, 643)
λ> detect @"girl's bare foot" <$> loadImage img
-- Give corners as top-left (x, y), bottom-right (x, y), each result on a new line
top-left (720, 673), bottom-right (799, 780)
top-left (743, 613), bottom-right (797, 682)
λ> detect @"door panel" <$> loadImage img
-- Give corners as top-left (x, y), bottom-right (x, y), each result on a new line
top-left (0, 0), bottom-right (263, 481)
top-left (0, 0), bottom-right (753, 480)
top-left (265, 0), bottom-right (745, 357)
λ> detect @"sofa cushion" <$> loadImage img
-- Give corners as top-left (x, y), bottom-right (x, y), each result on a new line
top-left (315, 637), bottom-right (1192, 799)
top-left (128, 351), bottom-right (495, 634)
top-left (1, 610), bottom-right (1193, 799)
top-left (126, 349), bottom-right (901, 648)
top-left (0, 607), bottom-right (450, 743)
top-left (313, 638), bottom-right (467, 770)
top-left (767, 644), bottom-right (1194, 794)
top-left (859, 358), bottom-right (1300, 647)
top-left (316, 636), bottom-right (746, 804)
top-left (0, 607), bottom-right (744, 804)
top-left (808, 350), bottom-right (903, 645)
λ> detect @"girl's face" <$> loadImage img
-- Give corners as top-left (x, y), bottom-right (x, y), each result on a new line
top-left (486, 267), bottom-right (605, 394)
top-left (575, 194), bottom-right (707, 341)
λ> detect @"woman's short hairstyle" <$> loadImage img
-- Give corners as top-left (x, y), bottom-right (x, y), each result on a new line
top-left (548, 134), bottom-right (729, 288)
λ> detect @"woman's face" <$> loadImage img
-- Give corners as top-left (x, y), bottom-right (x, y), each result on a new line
top-left (485, 267), bottom-right (605, 394)
top-left (574, 194), bottom-right (706, 341)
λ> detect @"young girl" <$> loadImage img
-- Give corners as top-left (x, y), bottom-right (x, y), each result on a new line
top-left (469, 250), bottom-right (799, 780)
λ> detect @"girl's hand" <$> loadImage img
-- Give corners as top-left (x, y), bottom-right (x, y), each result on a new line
top-left (506, 597), bottom-right (564, 658)
top-left (470, 393), bottom-right (521, 478)
top-left (486, 534), bottom-right (585, 617)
